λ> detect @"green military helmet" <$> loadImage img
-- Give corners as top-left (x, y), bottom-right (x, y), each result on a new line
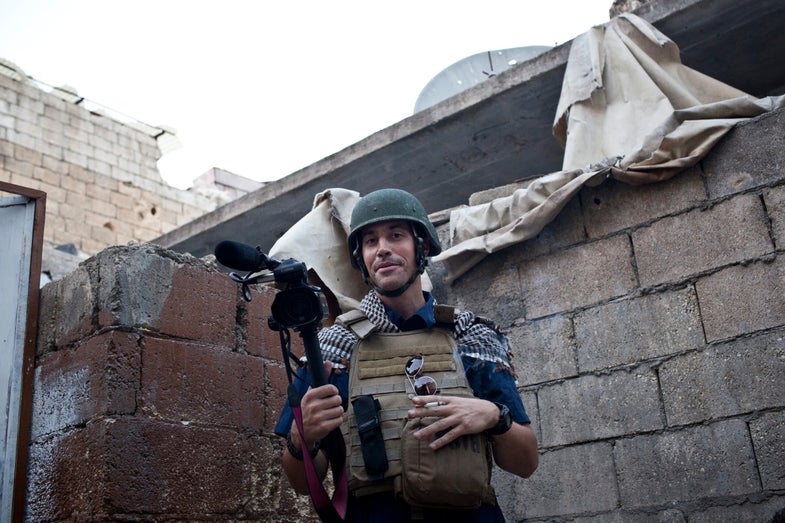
top-left (348, 188), bottom-right (442, 270)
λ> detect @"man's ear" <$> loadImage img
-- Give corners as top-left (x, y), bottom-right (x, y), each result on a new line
top-left (422, 241), bottom-right (430, 257)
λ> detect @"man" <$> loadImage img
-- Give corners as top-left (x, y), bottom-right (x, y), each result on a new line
top-left (275, 188), bottom-right (538, 522)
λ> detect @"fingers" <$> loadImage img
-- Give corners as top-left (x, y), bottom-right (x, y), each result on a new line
top-left (412, 416), bottom-right (461, 450)
top-left (407, 396), bottom-right (492, 450)
top-left (300, 384), bottom-right (343, 442)
top-left (410, 395), bottom-right (448, 409)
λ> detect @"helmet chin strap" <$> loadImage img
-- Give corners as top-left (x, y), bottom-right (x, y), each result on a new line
top-left (373, 269), bottom-right (420, 297)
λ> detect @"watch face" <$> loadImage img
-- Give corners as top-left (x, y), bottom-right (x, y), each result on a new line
top-left (487, 403), bottom-right (512, 436)
top-left (500, 404), bottom-right (512, 428)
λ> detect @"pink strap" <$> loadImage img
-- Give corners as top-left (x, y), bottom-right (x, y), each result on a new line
top-left (292, 404), bottom-right (349, 521)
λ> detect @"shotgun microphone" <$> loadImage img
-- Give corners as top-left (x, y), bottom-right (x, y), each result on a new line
top-left (214, 240), bottom-right (265, 272)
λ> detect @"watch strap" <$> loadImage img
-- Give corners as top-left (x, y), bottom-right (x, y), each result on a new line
top-left (484, 402), bottom-right (513, 436)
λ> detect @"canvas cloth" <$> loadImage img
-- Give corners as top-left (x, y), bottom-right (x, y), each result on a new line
top-left (432, 13), bottom-right (785, 283)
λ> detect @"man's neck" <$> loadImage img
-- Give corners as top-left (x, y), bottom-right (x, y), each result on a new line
top-left (375, 282), bottom-right (426, 320)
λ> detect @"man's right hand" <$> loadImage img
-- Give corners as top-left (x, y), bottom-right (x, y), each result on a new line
top-left (297, 380), bottom-right (344, 447)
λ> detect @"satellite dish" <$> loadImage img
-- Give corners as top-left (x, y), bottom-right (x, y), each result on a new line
top-left (414, 46), bottom-right (552, 113)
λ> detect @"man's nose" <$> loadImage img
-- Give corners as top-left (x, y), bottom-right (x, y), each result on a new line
top-left (376, 238), bottom-right (392, 255)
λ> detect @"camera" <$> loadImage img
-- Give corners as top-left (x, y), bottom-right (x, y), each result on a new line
top-left (268, 258), bottom-right (323, 329)
top-left (214, 240), bottom-right (323, 329)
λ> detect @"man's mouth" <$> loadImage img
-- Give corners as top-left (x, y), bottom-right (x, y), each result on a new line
top-left (374, 261), bottom-right (399, 273)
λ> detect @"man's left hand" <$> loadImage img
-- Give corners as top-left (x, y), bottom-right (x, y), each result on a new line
top-left (406, 395), bottom-right (498, 450)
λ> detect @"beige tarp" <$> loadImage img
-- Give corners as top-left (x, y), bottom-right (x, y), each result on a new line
top-left (270, 13), bottom-right (785, 305)
top-left (433, 13), bottom-right (785, 283)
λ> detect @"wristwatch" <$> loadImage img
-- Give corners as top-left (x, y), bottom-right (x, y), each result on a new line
top-left (484, 402), bottom-right (513, 436)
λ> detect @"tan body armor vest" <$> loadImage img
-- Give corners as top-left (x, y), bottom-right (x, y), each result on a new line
top-left (338, 306), bottom-right (494, 506)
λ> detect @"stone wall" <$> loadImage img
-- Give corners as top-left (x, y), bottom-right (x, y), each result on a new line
top-left (0, 70), bottom-right (220, 256)
top-left (25, 109), bottom-right (785, 520)
top-left (28, 244), bottom-right (314, 521)
top-left (430, 107), bottom-right (785, 521)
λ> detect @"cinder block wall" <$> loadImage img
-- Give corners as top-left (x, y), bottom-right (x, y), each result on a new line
top-left (27, 109), bottom-right (785, 521)
top-left (430, 107), bottom-right (785, 521)
top-left (28, 244), bottom-right (316, 522)
top-left (0, 73), bottom-right (219, 255)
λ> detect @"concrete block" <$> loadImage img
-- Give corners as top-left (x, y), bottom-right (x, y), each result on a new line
top-left (31, 330), bottom-right (141, 440)
top-left (13, 141), bottom-right (42, 165)
top-left (581, 167), bottom-right (707, 238)
top-left (38, 114), bottom-right (63, 134)
top-left (764, 185), bottom-right (785, 252)
top-left (63, 147), bottom-right (89, 169)
top-left (79, 237), bottom-right (106, 256)
top-left (60, 173), bottom-right (86, 195)
top-left (574, 286), bottom-right (703, 372)
top-left (91, 197), bottom-right (118, 219)
top-left (93, 146), bottom-right (116, 166)
top-left (63, 124), bottom-right (89, 144)
top-left (244, 285), bottom-right (284, 359)
top-left (507, 314), bottom-right (578, 385)
top-left (537, 368), bottom-right (662, 447)
top-left (633, 194), bottom-right (772, 287)
top-left (615, 420), bottom-right (759, 509)
top-left (37, 179), bottom-right (66, 203)
top-left (658, 330), bottom-right (785, 426)
top-left (750, 411), bottom-right (785, 490)
top-left (94, 171), bottom-right (120, 191)
top-left (26, 420), bottom-right (112, 521)
top-left (150, 259), bottom-right (237, 344)
top-left (117, 179), bottom-right (142, 198)
top-left (139, 337), bottom-right (265, 429)
top-left (520, 389), bottom-right (539, 437)
top-left (9, 103), bottom-right (39, 123)
top-left (17, 93), bottom-right (44, 115)
top-left (32, 165), bottom-right (61, 187)
top-left (37, 136), bottom-right (64, 159)
top-left (37, 266), bottom-right (94, 354)
top-left (87, 156), bottom-right (112, 177)
top-left (518, 235), bottom-right (637, 318)
top-left (0, 113), bottom-right (13, 134)
top-left (17, 118), bottom-right (44, 140)
top-left (696, 256), bottom-right (785, 341)
top-left (511, 194), bottom-right (587, 261)
top-left (432, 246), bottom-right (525, 328)
top-left (93, 245), bottom-right (237, 346)
top-left (511, 443), bottom-right (618, 519)
top-left (264, 362), bottom-right (291, 434)
top-left (88, 132), bottom-right (113, 153)
top-left (704, 107), bottom-right (785, 199)
top-left (688, 497), bottom-right (785, 523)
top-left (67, 164), bottom-right (96, 183)
top-left (8, 127), bottom-right (37, 149)
top-left (4, 155), bottom-right (34, 177)
top-left (570, 509), bottom-right (686, 523)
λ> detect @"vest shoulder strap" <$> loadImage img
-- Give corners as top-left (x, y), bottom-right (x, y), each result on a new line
top-left (337, 303), bottom-right (459, 339)
top-left (336, 309), bottom-right (377, 340)
top-left (434, 304), bottom-right (458, 327)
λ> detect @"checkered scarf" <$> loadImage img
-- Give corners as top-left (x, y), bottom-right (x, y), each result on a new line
top-left (317, 291), bottom-right (514, 371)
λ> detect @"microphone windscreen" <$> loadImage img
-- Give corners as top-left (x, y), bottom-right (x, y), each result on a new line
top-left (214, 240), bottom-right (263, 271)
